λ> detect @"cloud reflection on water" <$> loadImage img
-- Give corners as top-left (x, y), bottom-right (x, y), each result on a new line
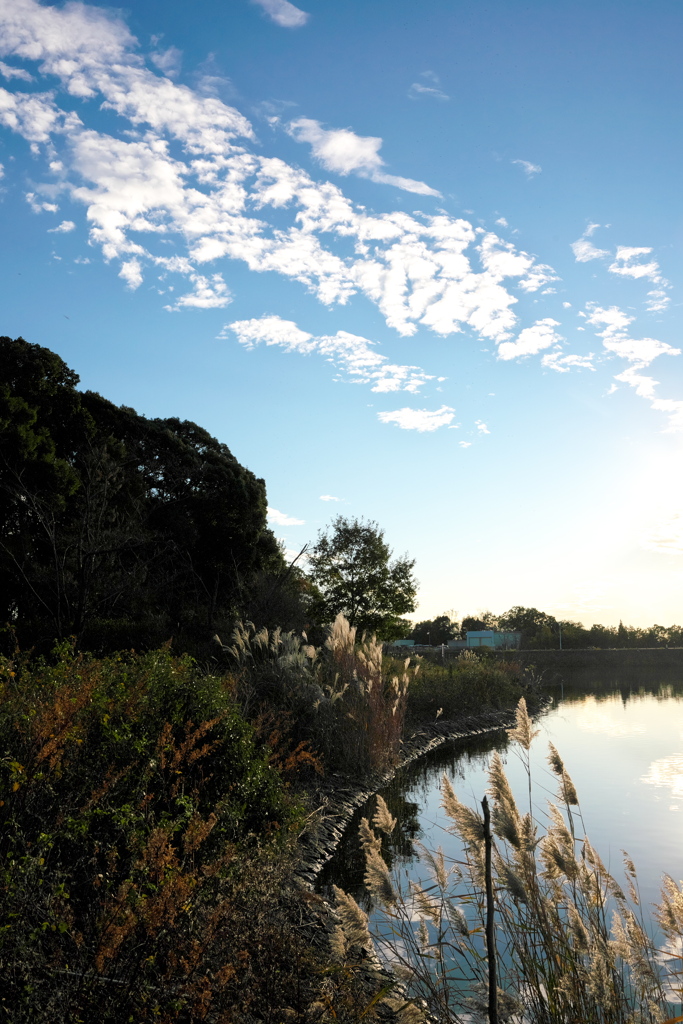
top-left (640, 754), bottom-right (683, 798)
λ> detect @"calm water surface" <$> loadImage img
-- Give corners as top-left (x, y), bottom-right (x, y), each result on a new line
top-left (319, 676), bottom-right (683, 919)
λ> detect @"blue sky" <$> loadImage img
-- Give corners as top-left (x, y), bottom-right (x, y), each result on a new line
top-left (2, 0), bottom-right (683, 628)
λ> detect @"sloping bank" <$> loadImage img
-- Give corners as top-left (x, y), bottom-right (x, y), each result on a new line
top-left (295, 698), bottom-right (550, 889)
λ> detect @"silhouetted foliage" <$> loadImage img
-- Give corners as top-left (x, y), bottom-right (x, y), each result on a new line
top-left (0, 337), bottom-right (286, 651)
top-left (410, 614), bottom-right (459, 645)
top-left (307, 515), bottom-right (417, 641)
top-left (461, 611), bottom-right (498, 634)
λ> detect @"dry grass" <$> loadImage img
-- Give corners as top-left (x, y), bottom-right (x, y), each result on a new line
top-left (338, 698), bottom-right (683, 1023)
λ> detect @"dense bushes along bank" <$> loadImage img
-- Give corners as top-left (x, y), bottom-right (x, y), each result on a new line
top-left (0, 625), bottom-right (529, 1022)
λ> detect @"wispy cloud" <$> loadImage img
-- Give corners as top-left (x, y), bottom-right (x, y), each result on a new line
top-left (287, 117), bottom-right (441, 196)
top-left (226, 316), bottom-right (434, 393)
top-left (512, 159), bottom-right (541, 178)
top-left (0, 60), bottom-right (32, 81)
top-left (585, 303), bottom-right (683, 429)
top-left (541, 351), bottom-right (595, 373)
top-left (408, 71), bottom-right (449, 101)
top-left (609, 246), bottom-right (660, 281)
top-left (47, 219), bottom-right (75, 233)
top-left (150, 45), bottom-right (182, 78)
top-left (572, 227), bottom-right (671, 311)
top-left (570, 221), bottom-right (610, 263)
top-left (608, 246), bottom-right (671, 312)
top-left (475, 420), bottom-right (490, 434)
top-left (268, 506), bottom-right (305, 526)
top-left (377, 406), bottom-right (456, 432)
top-left (251, 0), bottom-right (309, 28)
top-left (165, 273), bottom-right (231, 310)
top-left (320, 494), bottom-right (341, 502)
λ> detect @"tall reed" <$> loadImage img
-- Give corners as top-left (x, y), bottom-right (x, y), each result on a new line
top-left (336, 698), bottom-right (683, 1023)
top-left (225, 614), bottom-right (413, 773)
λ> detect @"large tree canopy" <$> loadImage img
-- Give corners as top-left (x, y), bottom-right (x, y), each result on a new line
top-left (307, 515), bottom-right (417, 641)
top-left (0, 336), bottom-right (284, 651)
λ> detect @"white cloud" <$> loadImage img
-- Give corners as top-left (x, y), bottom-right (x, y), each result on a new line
top-left (475, 420), bottom-right (490, 434)
top-left (646, 288), bottom-right (670, 313)
top-left (571, 223), bottom-right (610, 263)
top-left (226, 315), bottom-right (434, 392)
top-left (585, 304), bottom-right (679, 366)
top-left (541, 352), bottom-right (595, 373)
top-left (650, 397), bottom-right (683, 433)
top-left (287, 117), bottom-right (440, 196)
top-left (268, 506), bottom-right (305, 526)
top-left (495, 217), bottom-right (508, 228)
top-left (571, 229), bottom-right (671, 311)
top-left (251, 0), bottom-right (309, 28)
top-left (319, 494), bottom-right (341, 502)
top-left (119, 257), bottom-right (143, 289)
top-left (609, 246), bottom-right (660, 281)
top-left (377, 405), bottom-right (456, 432)
top-left (497, 318), bottom-right (562, 361)
top-left (150, 46), bottom-right (182, 78)
top-left (2, 0), bottom-right (677, 437)
top-left (47, 218), bottom-right (75, 233)
top-left (584, 304), bottom-right (632, 337)
top-left (166, 272), bottom-right (231, 309)
top-left (607, 247), bottom-right (671, 311)
top-left (583, 303), bottom-right (683, 429)
top-left (0, 87), bottom-right (82, 142)
top-left (227, 315), bottom-right (314, 351)
top-left (25, 191), bottom-right (58, 213)
top-left (459, 441), bottom-right (472, 448)
top-left (512, 159), bottom-right (541, 177)
top-left (571, 238), bottom-right (610, 262)
top-left (643, 513), bottom-right (683, 555)
top-left (0, 60), bottom-right (33, 81)
top-left (0, 4), bottom-right (562, 351)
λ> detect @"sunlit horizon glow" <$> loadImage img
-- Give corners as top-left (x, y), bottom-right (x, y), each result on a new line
top-left (1, 0), bottom-right (682, 628)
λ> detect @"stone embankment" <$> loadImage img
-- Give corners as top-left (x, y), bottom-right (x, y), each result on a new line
top-left (295, 703), bottom-right (548, 888)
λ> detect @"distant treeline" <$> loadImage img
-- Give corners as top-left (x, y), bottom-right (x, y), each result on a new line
top-left (409, 607), bottom-right (683, 649)
top-left (0, 336), bottom-right (313, 653)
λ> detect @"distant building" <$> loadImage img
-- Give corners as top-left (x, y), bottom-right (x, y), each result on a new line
top-left (452, 629), bottom-right (521, 649)
top-left (392, 630), bottom-right (521, 651)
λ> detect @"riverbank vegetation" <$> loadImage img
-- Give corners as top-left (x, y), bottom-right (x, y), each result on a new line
top-left (340, 698), bottom-right (683, 1023)
top-left (0, 626), bottom-right (529, 1021)
top-left (0, 638), bottom-right (417, 1023)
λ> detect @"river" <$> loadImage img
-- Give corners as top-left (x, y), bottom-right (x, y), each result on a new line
top-left (319, 674), bottom-right (683, 924)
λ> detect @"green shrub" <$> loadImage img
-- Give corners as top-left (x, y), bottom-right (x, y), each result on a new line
top-left (0, 644), bottom-right (304, 1022)
top-left (401, 651), bottom-right (526, 724)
